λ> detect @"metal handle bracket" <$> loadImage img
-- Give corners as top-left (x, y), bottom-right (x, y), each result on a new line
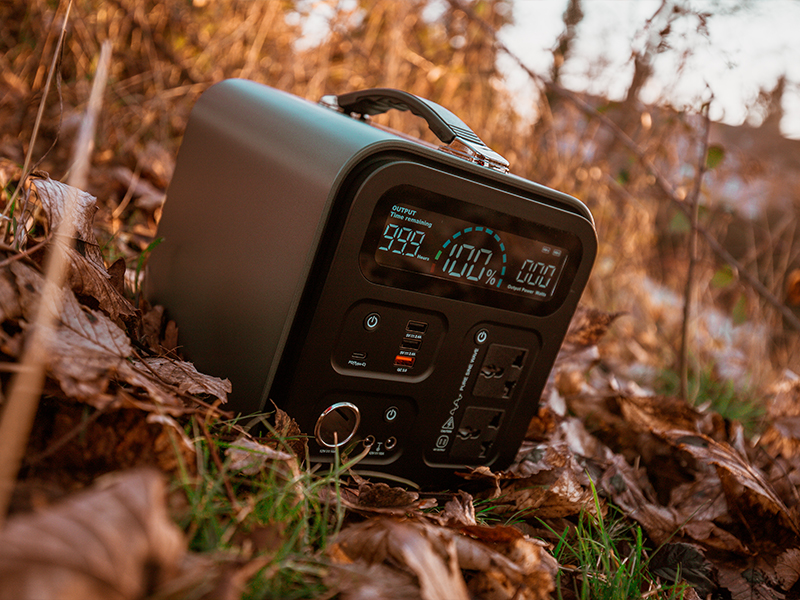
top-left (321, 88), bottom-right (510, 173)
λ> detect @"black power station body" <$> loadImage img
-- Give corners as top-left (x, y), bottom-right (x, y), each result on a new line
top-left (148, 80), bottom-right (597, 486)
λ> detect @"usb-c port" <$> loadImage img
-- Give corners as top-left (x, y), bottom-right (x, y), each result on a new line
top-left (406, 320), bottom-right (428, 333)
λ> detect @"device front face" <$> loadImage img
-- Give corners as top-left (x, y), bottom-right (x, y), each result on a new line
top-left (273, 157), bottom-right (596, 485)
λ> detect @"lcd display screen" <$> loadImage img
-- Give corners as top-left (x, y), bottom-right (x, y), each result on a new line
top-left (373, 203), bottom-right (568, 301)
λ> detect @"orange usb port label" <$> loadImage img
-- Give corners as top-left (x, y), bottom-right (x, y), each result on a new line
top-left (394, 355), bottom-right (415, 367)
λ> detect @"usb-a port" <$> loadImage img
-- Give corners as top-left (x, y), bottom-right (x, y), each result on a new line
top-left (406, 320), bottom-right (428, 333)
top-left (400, 338), bottom-right (422, 350)
top-left (394, 355), bottom-right (415, 367)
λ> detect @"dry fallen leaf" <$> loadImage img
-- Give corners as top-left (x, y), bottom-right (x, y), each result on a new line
top-left (0, 469), bottom-right (193, 600)
top-left (436, 490), bottom-right (477, 527)
top-left (225, 435), bottom-right (297, 477)
top-left (129, 356), bottom-right (231, 405)
top-left (332, 517), bottom-right (470, 600)
top-left (648, 542), bottom-right (717, 596)
top-left (451, 525), bottom-right (556, 600)
top-left (542, 306), bottom-right (622, 401)
top-left (331, 516), bottom-right (555, 600)
top-left (561, 305), bottom-right (624, 351)
top-left (332, 474), bottom-right (436, 516)
top-left (326, 560), bottom-right (425, 600)
top-left (667, 431), bottom-right (800, 545)
top-left (472, 438), bottom-right (598, 521)
top-left (8, 260), bottom-right (229, 410)
top-left (13, 259), bottom-right (132, 405)
top-left (63, 243), bottom-right (137, 322)
top-left (28, 177), bottom-right (136, 321)
top-left (776, 547), bottom-right (800, 590)
top-left (762, 378), bottom-right (800, 459)
top-left (716, 561), bottom-right (785, 600)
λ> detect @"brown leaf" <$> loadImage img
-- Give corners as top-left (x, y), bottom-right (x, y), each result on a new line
top-left (504, 466), bottom-right (596, 520)
top-left (599, 453), bottom-right (684, 546)
top-left (618, 394), bottom-right (721, 437)
top-left (544, 306), bottom-right (622, 408)
top-left (332, 474), bottom-right (436, 516)
top-left (13, 260), bottom-right (131, 405)
top-left (272, 404), bottom-right (307, 458)
top-left (562, 305), bottom-right (624, 350)
top-left (0, 469), bottom-right (190, 600)
top-left (452, 528), bottom-right (556, 600)
top-left (334, 518), bottom-right (555, 600)
top-left (225, 435), bottom-right (297, 477)
top-left (11, 261), bottom-right (228, 410)
top-left (484, 438), bottom-right (598, 520)
top-left (649, 543), bottom-right (716, 595)
top-left (716, 562), bottom-right (785, 600)
top-left (352, 472), bottom-right (421, 509)
top-left (326, 561), bottom-right (423, 600)
top-left (27, 177), bottom-right (136, 321)
top-left (667, 431), bottom-right (800, 546)
top-left (776, 547), bottom-right (800, 590)
top-left (762, 378), bottom-right (800, 459)
top-left (107, 257), bottom-right (127, 296)
top-left (332, 518), bottom-right (470, 600)
top-left (30, 177), bottom-right (103, 263)
top-left (64, 244), bottom-right (136, 322)
top-left (26, 405), bottom-right (197, 478)
top-left (140, 303), bottom-right (165, 350)
top-left (0, 264), bottom-right (22, 323)
top-left (437, 490), bottom-right (477, 527)
top-left (131, 356), bottom-right (231, 402)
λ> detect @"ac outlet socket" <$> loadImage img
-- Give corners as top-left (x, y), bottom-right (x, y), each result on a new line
top-left (449, 407), bottom-right (504, 460)
top-left (473, 343), bottom-right (528, 399)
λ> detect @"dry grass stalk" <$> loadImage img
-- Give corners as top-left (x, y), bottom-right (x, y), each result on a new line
top-left (0, 40), bottom-right (112, 527)
top-left (679, 105), bottom-right (712, 401)
top-left (2, 0), bottom-right (73, 236)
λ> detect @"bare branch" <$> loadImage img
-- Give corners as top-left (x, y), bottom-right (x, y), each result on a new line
top-left (680, 102), bottom-right (712, 401)
top-left (446, 0), bottom-right (800, 333)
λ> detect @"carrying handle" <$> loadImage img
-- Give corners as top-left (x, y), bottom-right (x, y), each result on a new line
top-left (324, 88), bottom-right (510, 173)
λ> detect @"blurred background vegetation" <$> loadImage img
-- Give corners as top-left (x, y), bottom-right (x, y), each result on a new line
top-left (2, 0), bottom-right (799, 400)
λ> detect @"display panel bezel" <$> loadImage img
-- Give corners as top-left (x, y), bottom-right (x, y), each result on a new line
top-left (359, 183), bottom-right (585, 316)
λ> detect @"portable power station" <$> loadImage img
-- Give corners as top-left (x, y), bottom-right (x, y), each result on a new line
top-left (147, 79), bottom-right (596, 486)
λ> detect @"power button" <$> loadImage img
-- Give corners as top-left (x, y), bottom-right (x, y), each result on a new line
top-left (364, 312), bottom-right (380, 331)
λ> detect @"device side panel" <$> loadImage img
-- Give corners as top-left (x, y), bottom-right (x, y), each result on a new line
top-left (147, 80), bottom-right (390, 412)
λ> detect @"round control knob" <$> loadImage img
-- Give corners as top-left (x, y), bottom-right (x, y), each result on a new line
top-left (314, 402), bottom-right (361, 448)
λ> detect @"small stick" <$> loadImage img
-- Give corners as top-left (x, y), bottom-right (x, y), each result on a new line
top-left (679, 103), bottom-right (712, 402)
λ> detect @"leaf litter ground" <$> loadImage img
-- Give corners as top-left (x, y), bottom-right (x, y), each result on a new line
top-left (2, 173), bottom-right (800, 598)
top-left (2, 5), bottom-right (800, 595)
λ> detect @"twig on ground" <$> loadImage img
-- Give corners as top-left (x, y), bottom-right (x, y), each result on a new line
top-left (680, 102), bottom-right (712, 401)
top-left (0, 236), bottom-right (52, 269)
